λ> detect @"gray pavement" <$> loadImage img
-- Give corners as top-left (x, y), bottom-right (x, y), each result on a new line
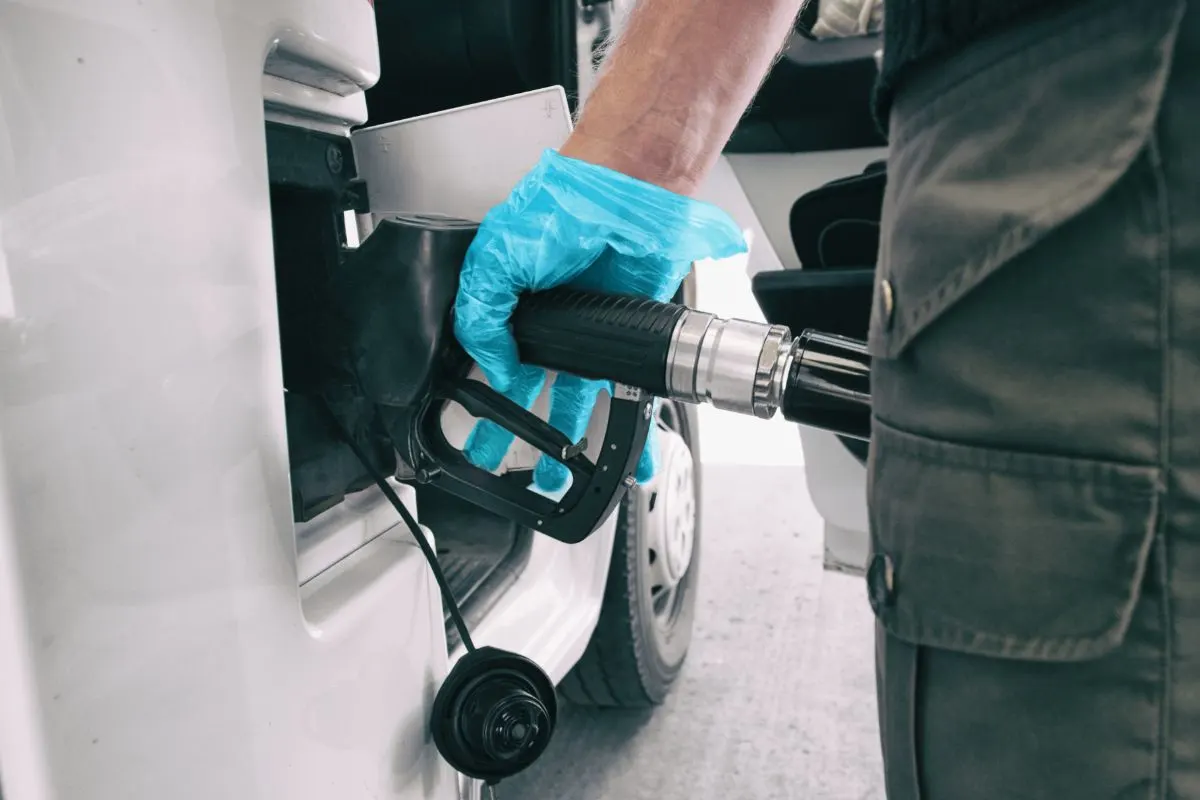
top-left (502, 464), bottom-right (886, 800)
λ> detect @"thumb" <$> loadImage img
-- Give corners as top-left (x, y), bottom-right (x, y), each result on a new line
top-left (454, 249), bottom-right (522, 393)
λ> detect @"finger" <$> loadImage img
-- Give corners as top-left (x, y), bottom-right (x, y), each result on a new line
top-left (462, 364), bottom-right (547, 471)
top-left (533, 373), bottom-right (606, 493)
top-left (454, 238), bottom-right (522, 393)
top-left (572, 249), bottom-right (689, 304)
top-left (532, 458), bottom-right (570, 495)
top-left (635, 399), bottom-right (662, 484)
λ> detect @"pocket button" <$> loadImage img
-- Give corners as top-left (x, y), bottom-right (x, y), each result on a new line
top-left (867, 552), bottom-right (896, 611)
top-left (879, 279), bottom-right (895, 328)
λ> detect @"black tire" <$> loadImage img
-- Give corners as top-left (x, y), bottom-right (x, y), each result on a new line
top-left (558, 399), bottom-right (702, 708)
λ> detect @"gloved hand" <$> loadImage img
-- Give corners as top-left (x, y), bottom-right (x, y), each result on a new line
top-left (454, 149), bottom-right (747, 493)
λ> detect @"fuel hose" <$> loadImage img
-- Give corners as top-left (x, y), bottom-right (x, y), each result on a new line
top-left (510, 287), bottom-right (871, 441)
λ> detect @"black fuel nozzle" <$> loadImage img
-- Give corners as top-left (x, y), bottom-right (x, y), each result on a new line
top-left (510, 288), bottom-right (871, 442)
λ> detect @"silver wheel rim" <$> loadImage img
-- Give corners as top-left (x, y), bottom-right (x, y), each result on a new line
top-left (637, 401), bottom-right (696, 628)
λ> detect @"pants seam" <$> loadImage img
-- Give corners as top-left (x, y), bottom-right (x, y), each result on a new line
top-left (1156, 532), bottom-right (1172, 800)
top-left (910, 645), bottom-right (923, 799)
top-left (1147, 126), bottom-right (1173, 800)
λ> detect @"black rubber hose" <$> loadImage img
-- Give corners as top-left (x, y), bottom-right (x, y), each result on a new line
top-left (509, 288), bottom-right (686, 395)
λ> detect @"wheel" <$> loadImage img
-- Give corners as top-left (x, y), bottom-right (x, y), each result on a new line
top-left (558, 396), bottom-right (702, 707)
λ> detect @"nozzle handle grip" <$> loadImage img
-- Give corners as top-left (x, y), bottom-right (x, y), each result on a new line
top-left (510, 288), bottom-right (686, 394)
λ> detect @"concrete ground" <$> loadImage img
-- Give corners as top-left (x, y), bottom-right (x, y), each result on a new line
top-left (501, 257), bottom-right (886, 800)
top-left (501, 464), bottom-right (885, 800)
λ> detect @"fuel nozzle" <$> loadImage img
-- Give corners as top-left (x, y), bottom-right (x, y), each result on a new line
top-left (776, 329), bottom-right (871, 442)
top-left (661, 310), bottom-right (870, 439)
top-left (510, 289), bottom-right (872, 442)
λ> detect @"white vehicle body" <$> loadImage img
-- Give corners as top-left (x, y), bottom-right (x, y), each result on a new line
top-left (0, 3), bottom-right (634, 799)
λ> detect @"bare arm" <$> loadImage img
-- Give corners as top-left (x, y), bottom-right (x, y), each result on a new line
top-left (560, 0), bottom-right (808, 196)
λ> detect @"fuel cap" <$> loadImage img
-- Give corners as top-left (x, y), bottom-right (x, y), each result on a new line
top-left (430, 646), bottom-right (557, 783)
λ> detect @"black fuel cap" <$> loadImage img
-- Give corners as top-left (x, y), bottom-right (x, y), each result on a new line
top-left (430, 646), bottom-right (557, 783)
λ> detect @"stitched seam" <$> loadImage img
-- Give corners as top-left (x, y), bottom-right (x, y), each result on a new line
top-left (1157, 529), bottom-right (1172, 800)
top-left (910, 645), bottom-right (924, 799)
top-left (1148, 125), bottom-right (1173, 800)
top-left (884, 624), bottom-right (1124, 661)
top-left (871, 417), bottom-right (1161, 483)
top-left (876, 453), bottom-right (1158, 488)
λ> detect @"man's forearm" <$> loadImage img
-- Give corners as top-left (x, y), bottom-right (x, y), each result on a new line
top-left (560, 0), bottom-right (807, 195)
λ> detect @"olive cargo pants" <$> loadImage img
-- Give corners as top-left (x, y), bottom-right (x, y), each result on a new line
top-left (867, 0), bottom-right (1200, 797)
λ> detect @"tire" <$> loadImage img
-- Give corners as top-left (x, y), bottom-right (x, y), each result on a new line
top-left (558, 398), bottom-right (702, 708)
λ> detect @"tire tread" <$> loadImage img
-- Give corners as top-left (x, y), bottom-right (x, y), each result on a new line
top-left (559, 498), bottom-right (656, 707)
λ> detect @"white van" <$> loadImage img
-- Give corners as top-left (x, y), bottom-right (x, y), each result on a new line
top-left (0, 1), bottom-right (882, 798)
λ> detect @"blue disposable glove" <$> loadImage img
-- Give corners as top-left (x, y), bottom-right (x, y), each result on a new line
top-left (454, 149), bottom-right (747, 493)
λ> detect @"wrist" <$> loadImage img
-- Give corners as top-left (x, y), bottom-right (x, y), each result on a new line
top-left (559, 123), bottom-right (706, 197)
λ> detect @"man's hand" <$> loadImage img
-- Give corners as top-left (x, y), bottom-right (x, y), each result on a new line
top-left (453, 0), bottom-right (807, 491)
top-left (454, 151), bottom-right (745, 491)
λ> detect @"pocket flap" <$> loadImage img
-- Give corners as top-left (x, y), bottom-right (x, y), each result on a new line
top-left (868, 0), bottom-right (1185, 360)
top-left (868, 420), bottom-right (1162, 661)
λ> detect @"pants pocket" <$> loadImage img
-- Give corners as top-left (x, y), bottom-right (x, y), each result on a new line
top-left (867, 420), bottom-right (1162, 659)
top-left (868, 420), bottom-right (1165, 799)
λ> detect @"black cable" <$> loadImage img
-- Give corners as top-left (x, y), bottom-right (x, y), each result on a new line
top-left (319, 398), bottom-right (477, 652)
